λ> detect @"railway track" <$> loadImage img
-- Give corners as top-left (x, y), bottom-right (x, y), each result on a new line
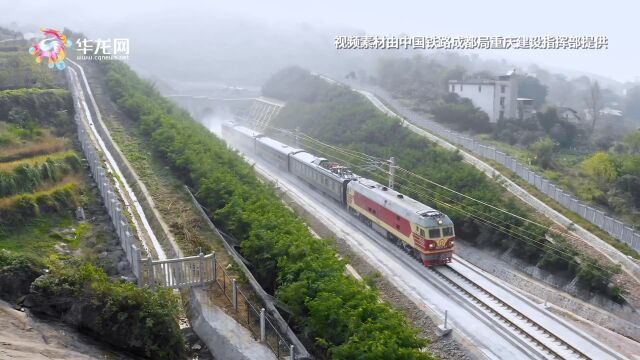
top-left (431, 265), bottom-right (589, 360)
top-left (383, 225), bottom-right (619, 360)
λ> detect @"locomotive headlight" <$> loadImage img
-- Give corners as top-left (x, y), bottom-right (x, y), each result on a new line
top-left (428, 243), bottom-right (435, 249)
top-left (437, 219), bottom-right (443, 224)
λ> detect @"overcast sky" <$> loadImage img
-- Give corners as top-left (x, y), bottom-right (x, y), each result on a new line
top-left (1, 0), bottom-right (638, 82)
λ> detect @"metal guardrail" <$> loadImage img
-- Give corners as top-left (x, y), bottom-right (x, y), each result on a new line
top-left (425, 123), bottom-right (640, 252)
top-left (212, 257), bottom-right (297, 359)
top-left (185, 186), bottom-right (310, 359)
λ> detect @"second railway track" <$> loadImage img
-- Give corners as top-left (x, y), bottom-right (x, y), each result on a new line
top-left (432, 264), bottom-right (589, 359)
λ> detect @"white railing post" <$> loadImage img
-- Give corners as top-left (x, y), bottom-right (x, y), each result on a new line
top-left (135, 246), bottom-right (143, 287)
top-left (147, 256), bottom-right (155, 288)
top-left (211, 252), bottom-right (216, 281)
top-left (290, 345), bottom-right (295, 360)
top-left (260, 308), bottom-right (266, 342)
top-left (444, 310), bottom-right (448, 329)
top-left (199, 252), bottom-right (205, 287)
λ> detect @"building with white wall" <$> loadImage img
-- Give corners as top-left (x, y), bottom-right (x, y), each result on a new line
top-left (448, 70), bottom-right (519, 122)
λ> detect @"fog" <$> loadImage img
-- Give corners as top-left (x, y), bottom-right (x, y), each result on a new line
top-left (1, 0), bottom-right (638, 88)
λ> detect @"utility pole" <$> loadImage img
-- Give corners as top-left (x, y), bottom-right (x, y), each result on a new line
top-left (388, 156), bottom-right (396, 189)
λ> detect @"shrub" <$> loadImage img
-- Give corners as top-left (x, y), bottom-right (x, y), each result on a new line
top-left (29, 260), bottom-right (185, 359)
top-left (0, 88), bottom-right (72, 130)
top-left (0, 153), bottom-right (81, 197)
top-left (0, 182), bottom-right (79, 226)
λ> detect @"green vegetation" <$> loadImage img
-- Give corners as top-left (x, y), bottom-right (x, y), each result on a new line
top-left (517, 75), bottom-right (548, 107)
top-left (33, 260), bottom-right (185, 359)
top-left (482, 150), bottom-right (639, 260)
top-left (528, 137), bottom-right (556, 169)
top-left (0, 250), bottom-right (185, 359)
top-left (103, 60), bottom-right (434, 359)
top-left (0, 88), bottom-right (72, 131)
top-left (431, 94), bottom-right (491, 132)
top-left (577, 136), bottom-right (640, 222)
top-left (0, 152), bottom-right (81, 196)
top-left (0, 215), bottom-right (76, 256)
top-left (0, 181), bottom-right (80, 226)
top-left (0, 51), bottom-right (66, 90)
top-left (493, 108), bottom-right (580, 149)
top-left (263, 66), bottom-right (623, 298)
top-left (0, 42), bottom-right (186, 360)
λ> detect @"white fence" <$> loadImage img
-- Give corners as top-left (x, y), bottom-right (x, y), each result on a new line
top-left (406, 116), bottom-right (640, 252)
top-left (68, 68), bottom-right (144, 282)
top-left (144, 253), bottom-right (216, 288)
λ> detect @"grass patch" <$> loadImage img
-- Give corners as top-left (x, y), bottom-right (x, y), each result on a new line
top-left (0, 214), bottom-right (76, 259)
top-left (0, 135), bottom-right (69, 162)
top-left (0, 149), bottom-right (76, 171)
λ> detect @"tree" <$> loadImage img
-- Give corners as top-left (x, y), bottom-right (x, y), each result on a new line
top-left (518, 75), bottom-right (548, 108)
top-left (582, 152), bottom-right (618, 184)
top-left (585, 80), bottom-right (603, 135)
top-left (624, 86), bottom-right (640, 121)
top-left (529, 137), bottom-right (556, 169)
top-left (623, 130), bottom-right (640, 154)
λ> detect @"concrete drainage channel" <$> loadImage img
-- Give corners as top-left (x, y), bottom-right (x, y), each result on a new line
top-left (66, 61), bottom-right (304, 359)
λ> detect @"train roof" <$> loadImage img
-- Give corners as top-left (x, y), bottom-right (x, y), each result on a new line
top-left (256, 136), bottom-right (304, 155)
top-left (350, 177), bottom-right (453, 228)
top-left (231, 123), bottom-right (262, 138)
top-left (291, 152), bottom-right (357, 180)
top-left (291, 151), bottom-right (316, 164)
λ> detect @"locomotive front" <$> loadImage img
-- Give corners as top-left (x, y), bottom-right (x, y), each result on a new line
top-left (410, 210), bottom-right (455, 266)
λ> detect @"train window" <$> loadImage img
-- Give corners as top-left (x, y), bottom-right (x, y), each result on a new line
top-left (428, 228), bottom-right (441, 238)
top-left (396, 215), bottom-right (400, 221)
top-left (442, 227), bottom-right (453, 236)
top-left (419, 229), bottom-right (425, 237)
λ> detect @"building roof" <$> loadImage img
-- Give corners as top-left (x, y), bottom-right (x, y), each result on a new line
top-left (349, 177), bottom-right (453, 228)
top-left (449, 79), bottom-right (497, 85)
top-left (601, 107), bottom-right (624, 117)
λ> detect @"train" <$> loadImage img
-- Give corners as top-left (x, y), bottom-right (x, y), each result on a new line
top-left (221, 121), bottom-right (455, 266)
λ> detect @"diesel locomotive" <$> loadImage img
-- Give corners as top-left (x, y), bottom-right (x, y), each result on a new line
top-left (221, 122), bottom-right (455, 266)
